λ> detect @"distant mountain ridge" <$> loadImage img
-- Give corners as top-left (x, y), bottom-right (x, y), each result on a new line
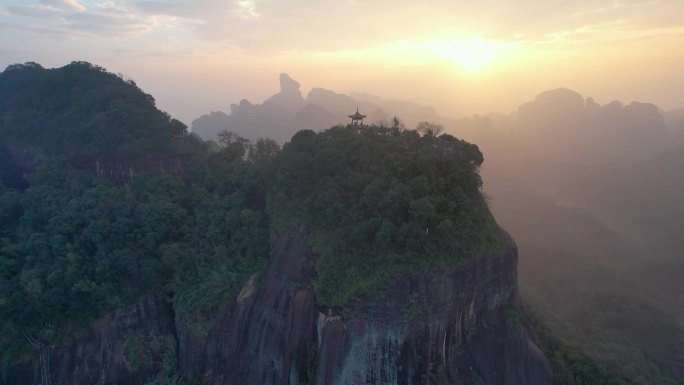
top-left (191, 73), bottom-right (440, 143)
top-left (447, 88), bottom-right (684, 384)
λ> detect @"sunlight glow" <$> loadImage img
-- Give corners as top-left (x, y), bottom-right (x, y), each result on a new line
top-left (312, 37), bottom-right (520, 76)
top-left (428, 38), bottom-right (513, 72)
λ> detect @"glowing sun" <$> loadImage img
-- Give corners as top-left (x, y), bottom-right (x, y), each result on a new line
top-left (430, 38), bottom-right (510, 72)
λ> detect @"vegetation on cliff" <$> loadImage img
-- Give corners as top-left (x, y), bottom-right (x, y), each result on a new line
top-left (0, 63), bottom-right (270, 373)
top-left (270, 124), bottom-right (507, 306)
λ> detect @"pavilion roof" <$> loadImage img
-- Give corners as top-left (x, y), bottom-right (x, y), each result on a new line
top-left (348, 108), bottom-right (366, 119)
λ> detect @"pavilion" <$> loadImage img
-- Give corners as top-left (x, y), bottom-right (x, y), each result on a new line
top-left (348, 108), bottom-right (366, 126)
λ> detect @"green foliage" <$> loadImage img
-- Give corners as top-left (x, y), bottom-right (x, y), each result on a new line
top-left (525, 290), bottom-right (684, 385)
top-left (0, 64), bottom-right (274, 373)
top-left (0, 148), bottom-right (270, 368)
top-left (217, 130), bottom-right (250, 160)
top-left (543, 337), bottom-right (638, 385)
top-left (249, 137), bottom-right (281, 164)
top-left (524, 302), bottom-right (661, 385)
top-left (270, 125), bottom-right (506, 306)
top-left (0, 61), bottom-right (186, 161)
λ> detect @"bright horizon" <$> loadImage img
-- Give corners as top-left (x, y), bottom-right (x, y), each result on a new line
top-left (1, 0), bottom-right (683, 124)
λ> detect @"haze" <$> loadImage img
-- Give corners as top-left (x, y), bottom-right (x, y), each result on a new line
top-left (2, 0), bottom-right (683, 123)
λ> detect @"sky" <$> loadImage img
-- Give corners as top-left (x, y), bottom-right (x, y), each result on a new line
top-left (1, 0), bottom-right (683, 124)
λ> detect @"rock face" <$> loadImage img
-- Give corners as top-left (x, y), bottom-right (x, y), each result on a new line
top-left (314, 247), bottom-right (550, 385)
top-left (11, 231), bottom-right (556, 385)
top-left (176, 229), bottom-right (320, 384)
top-left (10, 293), bottom-right (176, 385)
top-left (265, 73), bottom-right (306, 113)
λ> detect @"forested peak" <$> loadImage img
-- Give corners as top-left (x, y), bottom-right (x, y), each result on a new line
top-left (0, 61), bottom-right (188, 162)
top-left (271, 124), bottom-right (503, 306)
top-left (3, 62), bottom-right (44, 72)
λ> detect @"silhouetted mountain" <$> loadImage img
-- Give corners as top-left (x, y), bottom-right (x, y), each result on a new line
top-left (305, 87), bottom-right (377, 118)
top-left (665, 107), bottom-right (684, 144)
top-left (447, 89), bottom-right (684, 384)
top-left (665, 107), bottom-right (684, 127)
top-left (512, 88), bottom-right (668, 162)
top-left (192, 97), bottom-right (294, 143)
top-left (189, 110), bottom-right (230, 137)
top-left (191, 74), bottom-right (441, 144)
top-left (292, 103), bottom-right (339, 131)
top-left (352, 91), bottom-right (441, 127)
top-left (264, 73), bottom-right (305, 112)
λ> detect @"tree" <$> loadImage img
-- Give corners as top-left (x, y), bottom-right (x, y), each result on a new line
top-left (416, 121), bottom-right (444, 138)
top-left (217, 130), bottom-right (250, 159)
top-left (249, 138), bottom-right (280, 163)
top-left (391, 116), bottom-right (406, 136)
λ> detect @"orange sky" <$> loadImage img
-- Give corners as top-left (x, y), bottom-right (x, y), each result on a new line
top-left (1, 0), bottom-right (683, 123)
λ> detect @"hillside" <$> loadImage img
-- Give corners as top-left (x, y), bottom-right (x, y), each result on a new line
top-left (0, 62), bottom-right (187, 162)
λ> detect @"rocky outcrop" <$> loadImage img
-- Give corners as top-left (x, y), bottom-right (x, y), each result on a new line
top-left (266, 73), bottom-right (306, 113)
top-left (10, 231), bottom-right (556, 385)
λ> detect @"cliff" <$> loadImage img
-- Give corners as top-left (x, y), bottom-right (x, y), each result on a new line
top-left (10, 293), bottom-right (176, 385)
top-left (9, 229), bottom-right (555, 385)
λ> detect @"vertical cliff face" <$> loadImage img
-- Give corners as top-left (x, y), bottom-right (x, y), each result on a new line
top-left (176, 230), bottom-right (320, 385)
top-left (11, 231), bottom-right (556, 385)
top-left (314, 246), bottom-right (553, 385)
top-left (177, 229), bottom-right (555, 385)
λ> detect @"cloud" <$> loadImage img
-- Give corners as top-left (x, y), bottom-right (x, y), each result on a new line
top-left (126, 0), bottom-right (684, 54)
top-left (2, 0), bottom-right (179, 38)
top-left (0, 19), bottom-right (74, 37)
top-left (2, 0), bottom-right (682, 54)
top-left (6, 4), bottom-right (63, 18)
top-left (233, 0), bottom-right (259, 19)
top-left (67, 11), bottom-right (154, 36)
top-left (41, 0), bottom-right (86, 12)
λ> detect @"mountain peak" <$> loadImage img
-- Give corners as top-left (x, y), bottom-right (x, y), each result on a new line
top-left (265, 73), bottom-right (305, 112)
top-left (279, 73), bottom-right (301, 95)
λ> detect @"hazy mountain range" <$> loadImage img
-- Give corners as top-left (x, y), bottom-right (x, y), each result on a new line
top-left (445, 89), bottom-right (684, 383)
top-left (191, 73), bottom-right (440, 143)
